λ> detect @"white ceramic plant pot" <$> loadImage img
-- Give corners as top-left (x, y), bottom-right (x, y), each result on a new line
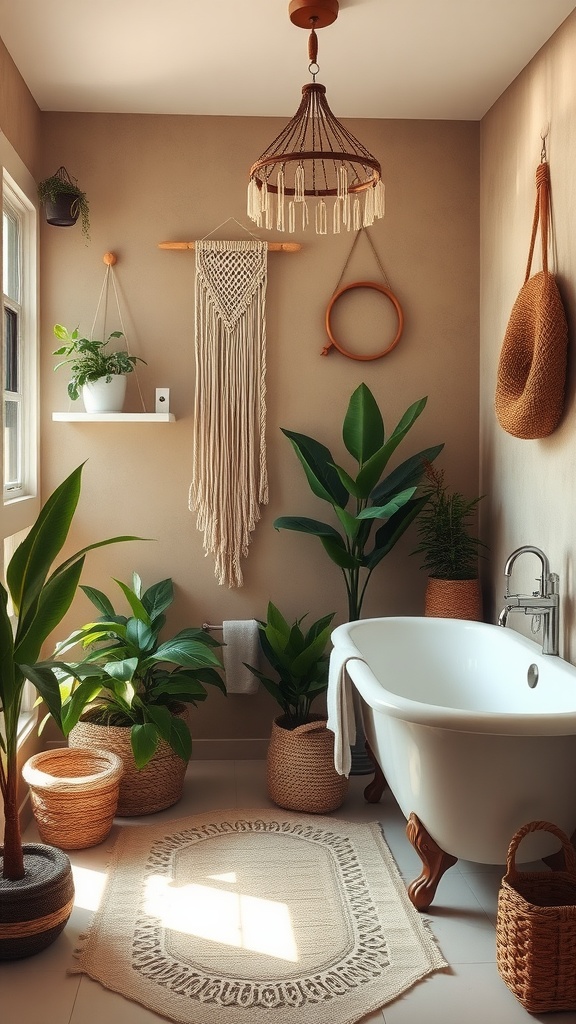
top-left (82, 374), bottom-right (127, 413)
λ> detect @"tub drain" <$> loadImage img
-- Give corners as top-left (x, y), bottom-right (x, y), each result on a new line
top-left (527, 663), bottom-right (539, 688)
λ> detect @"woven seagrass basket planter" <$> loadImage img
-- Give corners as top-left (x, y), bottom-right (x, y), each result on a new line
top-left (0, 844), bottom-right (75, 960)
top-left (69, 706), bottom-right (189, 817)
top-left (424, 577), bottom-right (482, 621)
top-left (22, 747), bottom-right (124, 850)
top-left (267, 714), bottom-right (348, 814)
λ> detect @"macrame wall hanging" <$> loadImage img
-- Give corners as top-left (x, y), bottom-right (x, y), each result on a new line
top-left (189, 238), bottom-right (269, 588)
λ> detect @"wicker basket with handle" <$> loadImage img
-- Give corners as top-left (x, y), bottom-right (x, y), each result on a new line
top-left (496, 819), bottom-right (576, 1013)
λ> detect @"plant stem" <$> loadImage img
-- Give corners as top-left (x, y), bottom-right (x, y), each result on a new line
top-left (2, 749), bottom-right (24, 880)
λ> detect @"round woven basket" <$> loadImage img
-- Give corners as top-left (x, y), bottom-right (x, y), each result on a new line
top-left (69, 708), bottom-right (189, 816)
top-left (22, 748), bottom-right (123, 850)
top-left (424, 577), bottom-right (482, 621)
top-left (266, 714), bottom-right (348, 814)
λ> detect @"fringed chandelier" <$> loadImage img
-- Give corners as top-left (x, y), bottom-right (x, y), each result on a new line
top-left (247, 0), bottom-right (384, 236)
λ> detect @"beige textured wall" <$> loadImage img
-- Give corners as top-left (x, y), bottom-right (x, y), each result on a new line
top-left (39, 112), bottom-right (479, 749)
top-left (0, 35), bottom-right (40, 177)
top-left (480, 11), bottom-right (576, 659)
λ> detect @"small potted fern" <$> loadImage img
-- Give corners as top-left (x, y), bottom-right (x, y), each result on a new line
top-left (413, 462), bottom-right (487, 620)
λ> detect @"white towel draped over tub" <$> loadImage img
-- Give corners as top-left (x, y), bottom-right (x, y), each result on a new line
top-left (222, 619), bottom-right (260, 694)
top-left (327, 648), bottom-right (368, 776)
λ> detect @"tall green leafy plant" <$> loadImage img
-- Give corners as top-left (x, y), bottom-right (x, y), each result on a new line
top-left (274, 384), bottom-right (444, 620)
top-left (0, 464), bottom-right (141, 881)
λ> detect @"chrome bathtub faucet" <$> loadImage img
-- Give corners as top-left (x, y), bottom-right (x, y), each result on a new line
top-left (498, 545), bottom-right (559, 655)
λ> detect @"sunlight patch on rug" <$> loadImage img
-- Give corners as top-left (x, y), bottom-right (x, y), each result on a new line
top-left (70, 809), bottom-right (447, 1024)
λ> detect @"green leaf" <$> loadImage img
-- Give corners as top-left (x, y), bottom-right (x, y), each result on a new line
top-left (168, 716), bottom-right (192, 761)
top-left (19, 664), bottom-right (64, 732)
top-left (334, 506), bottom-right (361, 540)
top-left (145, 703), bottom-right (173, 742)
top-left (365, 495), bottom-right (428, 568)
top-left (141, 577), bottom-right (174, 622)
top-left (113, 578), bottom-right (150, 624)
top-left (153, 632), bottom-right (223, 668)
top-left (281, 429), bottom-right (349, 507)
top-left (273, 516), bottom-right (344, 542)
top-left (15, 557), bottom-right (85, 665)
top-left (356, 487), bottom-right (416, 520)
top-left (342, 383), bottom-right (384, 463)
top-left (103, 657), bottom-right (138, 683)
top-left (320, 536), bottom-right (362, 569)
top-left (370, 444), bottom-right (444, 504)
top-left (0, 583), bottom-right (16, 715)
top-left (80, 585), bottom-right (116, 617)
top-left (130, 723), bottom-right (159, 768)
top-left (7, 462), bottom-right (84, 617)
top-left (332, 463), bottom-right (362, 499)
top-left (266, 602), bottom-right (291, 641)
top-left (61, 678), bottom-right (105, 733)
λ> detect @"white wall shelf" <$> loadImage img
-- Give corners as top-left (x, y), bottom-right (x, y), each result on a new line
top-left (52, 412), bottom-right (175, 422)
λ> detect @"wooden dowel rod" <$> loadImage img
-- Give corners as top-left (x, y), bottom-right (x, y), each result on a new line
top-left (158, 240), bottom-right (302, 252)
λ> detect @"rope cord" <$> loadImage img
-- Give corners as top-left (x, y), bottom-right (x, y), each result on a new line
top-left (89, 262), bottom-right (146, 412)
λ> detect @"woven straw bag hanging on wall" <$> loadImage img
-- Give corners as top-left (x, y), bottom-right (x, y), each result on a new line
top-left (495, 161), bottom-right (568, 439)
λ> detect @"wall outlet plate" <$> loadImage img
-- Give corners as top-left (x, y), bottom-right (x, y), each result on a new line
top-left (155, 387), bottom-right (170, 413)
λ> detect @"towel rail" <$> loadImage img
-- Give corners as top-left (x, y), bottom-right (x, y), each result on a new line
top-left (202, 622), bottom-right (223, 632)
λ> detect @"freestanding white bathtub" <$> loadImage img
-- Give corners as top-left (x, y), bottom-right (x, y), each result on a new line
top-left (331, 617), bottom-right (576, 907)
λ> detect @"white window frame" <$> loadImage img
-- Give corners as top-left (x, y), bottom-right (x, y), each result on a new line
top-left (1, 153), bottom-right (39, 731)
top-left (3, 171), bottom-right (38, 505)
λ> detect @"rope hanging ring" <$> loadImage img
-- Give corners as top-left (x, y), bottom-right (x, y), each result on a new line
top-left (322, 281), bottom-right (404, 361)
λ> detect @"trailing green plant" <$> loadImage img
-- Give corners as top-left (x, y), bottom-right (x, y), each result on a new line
top-left (28, 573), bottom-right (226, 771)
top-left (273, 383), bottom-right (444, 620)
top-left (0, 463), bottom-right (142, 881)
top-left (37, 166), bottom-right (90, 239)
top-left (244, 602), bottom-right (335, 728)
top-left (412, 461), bottom-right (487, 580)
top-left (53, 324), bottom-right (146, 401)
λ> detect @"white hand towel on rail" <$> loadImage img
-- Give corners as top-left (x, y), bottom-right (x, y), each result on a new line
top-left (327, 648), bottom-right (367, 777)
top-left (222, 620), bottom-right (260, 694)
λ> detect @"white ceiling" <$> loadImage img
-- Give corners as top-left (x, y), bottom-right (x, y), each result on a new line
top-left (0, 0), bottom-right (574, 121)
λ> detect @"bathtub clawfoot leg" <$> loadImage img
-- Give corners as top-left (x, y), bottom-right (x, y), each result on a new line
top-left (363, 743), bottom-right (387, 803)
top-left (406, 812), bottom-right (458, 910)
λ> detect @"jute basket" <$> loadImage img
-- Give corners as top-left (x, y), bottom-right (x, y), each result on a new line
top-left (0, 844), bottom-right (75, 960)
top-left (266, 714), bottom-right (348, 814)
top-left (497, 820), bottom-right (576, 1013)
top-left (424, 577), bottom-right (482, 621)
top-left (69, 708), bottom-right (189, 816)
top-left (22, 747), bottom-right (123, 849)
top-left (495, 162), bottom-right (568, 439)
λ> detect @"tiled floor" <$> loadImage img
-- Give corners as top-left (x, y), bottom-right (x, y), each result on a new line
top-left (3, 758), bottom-right (576, 1024)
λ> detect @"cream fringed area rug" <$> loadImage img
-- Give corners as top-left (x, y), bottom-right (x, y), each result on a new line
top-left (71, 810), bottom-right (447, 1024)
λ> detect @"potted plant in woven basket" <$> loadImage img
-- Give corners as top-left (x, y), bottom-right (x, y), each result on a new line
top-left (244, 602), bottom-right (344, 813)
top-left (412, 461), bottom-right (487, 620)
top-left (0, 463), bottom-right (140, 959)
top-left (30, 573), bottom-right (225, 816)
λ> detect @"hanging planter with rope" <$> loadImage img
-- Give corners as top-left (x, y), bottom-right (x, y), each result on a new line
top-left (37, 166), bottom-right (90, 239)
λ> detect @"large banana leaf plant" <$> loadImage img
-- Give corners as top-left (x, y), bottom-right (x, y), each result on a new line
top-left (274, 384), bottom-right (444, 620)
top-left (0, 463), bottom-right (141, 881)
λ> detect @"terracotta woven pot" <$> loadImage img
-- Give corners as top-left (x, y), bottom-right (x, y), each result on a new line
top-left (266, 714), bottom-right (348, 813)
top-left (0, 844), bottom-right (74, 960)
top-left (22, 747), bottom-right (123, 849)
top-left (69, 707), bottom-right (189, 816)
top-left (424, 577), bottom-right (482, 621)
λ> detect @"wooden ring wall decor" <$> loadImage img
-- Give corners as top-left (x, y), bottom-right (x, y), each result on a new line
top-left (322, 280), bottom-right (404, 361)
